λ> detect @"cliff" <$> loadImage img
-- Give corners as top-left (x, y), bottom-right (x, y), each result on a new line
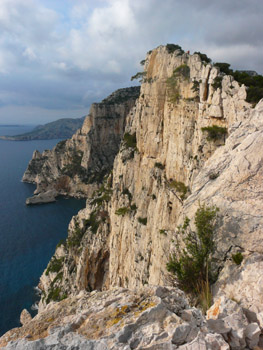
top-left (22, 86), bottom-right (140, 202)
top-left (1, 45), bottom-right (263, 349)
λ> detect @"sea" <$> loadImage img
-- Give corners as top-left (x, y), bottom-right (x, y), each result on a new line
top-left (0, 125), bottom-right (86, 336)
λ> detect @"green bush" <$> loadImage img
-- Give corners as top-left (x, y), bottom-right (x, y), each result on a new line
top-left (115, 207), bottom-right (130, 216)
top-left (166, 65), bottom-right (190, 104)
top-left (213, 62), bottom-right (263, 105)
top-left (130, 204), bottom-right (137, 211)
top-left (167, 205), bottom-right (218, 311)
top-left (201, 125), bottom-right (227, 141)
top-left (84, 211), bottom-right (100, 235)
top-left (138, 217), bottom-right (147, 225)
top-left (123, 132), bottom-right (137, 150)
top-left (67, 222), bottom-right (85, 247)
top-left (192, 80), bottom-right (200, 93)
top-left (159, 229), bottom-right (167, 235)
top-left (209, 172), bottom-right (219, 180)
top-left (131, 72), bottom-right (146, 83)
top-left (154, 162), bottom-right (165, 170)
top-left (122, 188), bottom-right (132, 201)
top-left (169, 180), bottom-right (188, 200)
top-left (194, 52), bottom-right (211, 64)
top-left (232, 252), bottom-right (243, 265)
top-left (174, 64), bottom-right (190, 79)
top-left (45, 256), bottom-right (64, 275)
top-left (212, 76), bottom-right (223, 90)
top-left (166, 44), bottom-right (184, 55)
top-left (214, 62), bottom-right (232, 75)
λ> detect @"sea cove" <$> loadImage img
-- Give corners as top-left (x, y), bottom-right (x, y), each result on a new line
top-left (0, 132), bottom-right (85, 335)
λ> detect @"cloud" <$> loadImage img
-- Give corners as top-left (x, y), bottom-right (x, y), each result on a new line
top-left (0, 0), bottom-right (262, 124)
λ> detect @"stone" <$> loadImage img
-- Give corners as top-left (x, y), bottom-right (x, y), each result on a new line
top-left (20, 309), bottom-right (32, 326)
top-left (245, 323), bottom-right (261, 349)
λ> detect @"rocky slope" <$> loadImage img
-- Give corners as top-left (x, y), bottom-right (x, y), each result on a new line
top-left (22, 86), bottom-right (140, 203)
top-left (1, 45), bottom-right (263, 349)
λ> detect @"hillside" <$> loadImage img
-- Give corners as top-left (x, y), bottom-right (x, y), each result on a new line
top-left (0, 116), bottom-right (85, 141)
top-left (1, 45), bottom-right (263, 349)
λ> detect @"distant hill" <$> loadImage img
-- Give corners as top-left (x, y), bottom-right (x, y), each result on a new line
top-left (0, 116), bottom-right (85, 141)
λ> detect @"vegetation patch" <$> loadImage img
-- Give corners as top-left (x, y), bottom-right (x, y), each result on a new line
top-left (61, 151), bottom-right (85, 177)
top-left (192, 80), bottom-right (200, 93)
top-left (138, 217), bottom-right (147, 225)
top-left (45, 256), bottom-right (64, 276)
top-left (194, 52), bottom-right (211, 64)
top-left (154, 162), bottom-right (165, 170)
top-left (159, 229), bottom-right (167, 235)
top-left (167, 205), bottom-right (218, 311)
top-left (166, 65), bottom-right (190, 104)
top-left (212, 76), bottom-right (223, 90)
top-left (201, 125), bottom-right (227, 141)
top-left (232, 252), bottom-right (243, 265)
top-left (123, 132), bottom-right (137, 150)
top-left (169, 180), bottom-right (189, 200)
top-left (115, 207), bottom-right (130, 216)
top-left (131, 72), bottom-right (146, 83)
top-left (84, 211), bottom-right (100, 235)
top-left (209, 172), bottom-right (219, 180)
top-left (67, 222), bottom-right (85, 247)
top-left (166, 44), bottom-right (184, 55)
top-left (214, 62), bottom-right (263, 105)
top-left (122, 188), bottom-right (132, 201)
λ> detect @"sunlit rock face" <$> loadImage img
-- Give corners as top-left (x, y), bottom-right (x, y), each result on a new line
top-left (3, 45), bottom-right (263, 350)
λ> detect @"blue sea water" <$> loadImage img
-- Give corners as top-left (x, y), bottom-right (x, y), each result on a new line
top-left (0, 126), bottom-right (85, 335)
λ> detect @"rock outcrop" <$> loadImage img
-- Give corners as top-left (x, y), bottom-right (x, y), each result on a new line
top-left (38, 45), bottom-right (257, 305)
top-left (22, 86), bottom-right (140, 201)
top-left (0, 286), bottom-right (229, 349)
top-left (2, 45), bottom-right (263, 349)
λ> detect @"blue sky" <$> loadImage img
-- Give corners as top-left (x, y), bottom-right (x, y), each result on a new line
top-left (0, 0), bottom-right (262, 124)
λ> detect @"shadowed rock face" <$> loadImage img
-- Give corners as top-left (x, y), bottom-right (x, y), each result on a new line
top-left (22, 86), bottom-right (140, 203)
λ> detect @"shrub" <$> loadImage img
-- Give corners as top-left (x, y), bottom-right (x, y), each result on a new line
top-left (130, 204), bottom-right (137, 211)
top-left (115, 207), bottom-right (130, 216)
top-left (154, 162), bottom-right (165, 170)
top-left (67, 223), bottom-right (85, 247)
top-left (201, 125), bottom-right (227, 141)
top-left (214, 62), bottom-right (232, 75)
top-left (212, 76), bottom-right (223, 90)
top-left (45, 256), bottom-right (64, 275)
top-left (194, 52), bottom-right (211, 63)
top-left (169, 180), bottom-right (188, 200)
top-left (123, 132), bottom-right (137, 150)
top-left (166, 65), bottom-right (190, 104)
top-left (152, 194), bottom-right (156, 200)
top-left (166, 44), bottom-right (184, 55)
top-left (140, 59), bottom-right (146, 66)
top-left (138, 217), bottom-right (147, 225)
top-left (84, 211), bottom-right (100, 235)
top-left (192, 80), bottom-right (200, 93)
top-left (174, 64), bottom-right (190, 79)
top-left (122, 188), bottom-right (132, 201)
top-left (209, 172), bottom-right (219, 180)
top-left (232, 252), bottom-right (243, 265)
top-left (159, 229), bottom-right (167, 235)
top-left (167, 205), bottom-right (218, 311)
top-left (131, 72), bottom-right (146, 83)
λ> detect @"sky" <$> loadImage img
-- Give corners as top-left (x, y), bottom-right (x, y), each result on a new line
top-left (0, 0), bottom-right (262, 125)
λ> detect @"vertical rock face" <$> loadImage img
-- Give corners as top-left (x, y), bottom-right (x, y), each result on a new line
top-left (22, 86), bottom-right (140, 200)
top-left (39, 45), bottom-right (257, 309)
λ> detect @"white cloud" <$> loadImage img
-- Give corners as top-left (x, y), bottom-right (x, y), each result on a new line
top-left (0, 0), bottom-right (263, 124)
top-left (23, 48), bottom-right (37, 61)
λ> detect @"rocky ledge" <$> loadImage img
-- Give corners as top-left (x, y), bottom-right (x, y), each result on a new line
top-left (2, 285), bottom-right (262, 350)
